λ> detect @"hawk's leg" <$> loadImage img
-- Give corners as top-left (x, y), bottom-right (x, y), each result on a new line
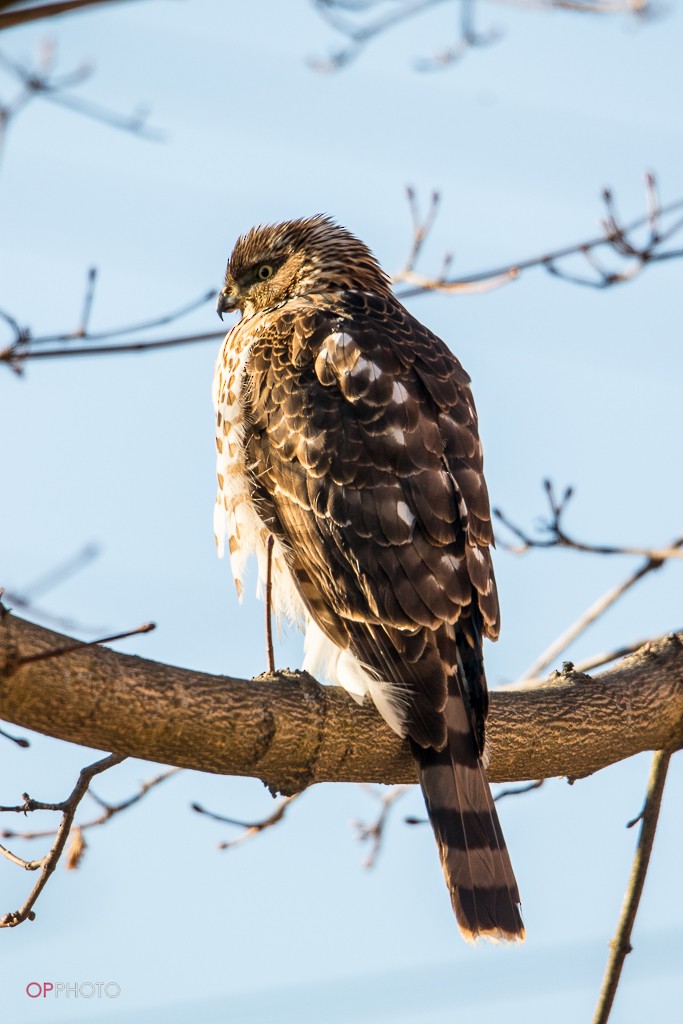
top-left (265, 534), bottom-right (275, 674)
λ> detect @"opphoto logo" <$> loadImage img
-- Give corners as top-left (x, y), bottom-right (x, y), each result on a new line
top-left (26, 981), bottom-right (121, 999)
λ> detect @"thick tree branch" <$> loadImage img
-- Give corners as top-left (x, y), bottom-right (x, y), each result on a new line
top-left (1, 615), bottom-right (681, 794)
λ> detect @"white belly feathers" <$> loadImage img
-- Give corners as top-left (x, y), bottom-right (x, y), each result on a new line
top-left (212, 314), bottom-right (304, 626)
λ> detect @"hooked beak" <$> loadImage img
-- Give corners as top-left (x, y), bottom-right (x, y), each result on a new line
top-left (216, 286), bottom-right (240, 321)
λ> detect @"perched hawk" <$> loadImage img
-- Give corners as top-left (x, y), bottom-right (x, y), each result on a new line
top-left (213, 216), bottom-right (524, 942)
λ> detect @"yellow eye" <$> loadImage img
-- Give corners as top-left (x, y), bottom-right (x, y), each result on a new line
top-left (257, 264), bottom-right (273, 281)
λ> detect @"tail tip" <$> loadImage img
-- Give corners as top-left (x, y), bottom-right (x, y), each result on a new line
top-left (459, 922), bottom-right (526, 945)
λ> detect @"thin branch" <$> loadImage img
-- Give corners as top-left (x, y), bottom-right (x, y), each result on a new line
top-left (496, 486), bottom-right (683, 683)
top-left (32, 287), bottom-right (218, 346)
top-left (310, 0), bottom-right (451, 72)
top-left (0, 1), bottom-right (140, 32)
top-left (592, 748), bottom-right (673, 1024)
top-left (41, 88), bottom-right (158, 138)
top-left (394, 265), bottom-right (519, 294)
top-left (3, 330), bottom-right (224, 365)
top-left (495, 482), bottom-right (683, 561)
top-left (516, 547), bottom-right (682, 683)
top-left (394, 180), bottom-right (683, 299)
top-left (415, 0), bottom-right (502, 71)
top-left (6, 620), bottom-right (155, 672)
top-left (0, 792), bottom-right (72, 813)
top-left (1, 767), bottom-right (180, 841)
top-left (2, 547), bottom-right (110, 636)
top-left (394, 186), bottom-right (520, 294)
top-left (0, 597), bottom-right (105, 634)
top-left (0, 724), bottom-right (29, 747)
top-left (0, 753), bottom-right (124, 927)
top-left (192, 793), bottom-right (301, 851)
top-left (352, 784), bottom-right (411, 867)
top-left (553, 631), bottom-right (682, 680)
top-left (0, 283), bottom-right (219, 371)
top-left (0, 842), bottom-right (42, 868)
top-left (403, 187), bottom-right (442, 273)
top-left (76, 267), bottom-right (97, 337)
top-left (5, 543), bottom-right (100, 606)
top-left (494, 778), bottom-right (544, 801)
top-left (0, 44), bottom-right (161, 168)
top-left (3, 184), bottom-right (682, 372)
top-left (405, 775), bottom-right (544, 827)
top-left (311, 0), bottom-right (658, 72)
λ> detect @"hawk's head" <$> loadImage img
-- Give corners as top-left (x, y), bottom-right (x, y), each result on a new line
top-left (216, 215), bottom-right (391, 319)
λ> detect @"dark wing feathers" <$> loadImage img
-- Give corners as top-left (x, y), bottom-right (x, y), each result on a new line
top-left (243, 289), bottom-right (522, 941)
top-left (245, 292), bottom-right (499, 740)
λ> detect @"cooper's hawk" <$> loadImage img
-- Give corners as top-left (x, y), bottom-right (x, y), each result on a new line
top-left (213, 216), bottom-right (524, 942)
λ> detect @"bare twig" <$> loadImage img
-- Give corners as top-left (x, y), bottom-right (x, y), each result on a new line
top-left (33, 286), bottom-right (217, 346)
top-left (394, 186), bottom-right (519, 293)
top-left (76, 267), bottom-right (97, 337)
top-left (403, 187), bottom-right (442, 273)
top-left (553, 631), bottom-right (682, 679)
top-left (2, 329), bottom-right (225, 366)
top-left (592, 748), bottom-right (674, 1024)
top-left (0, 1), bottom-right (140, 32)
top-left (515, 542), bottom-right (683, 683)
top-left (2, 767), bottom-right (180, 841)
top-left (0, 599), bottom-right (105, 635)
top-left (394, 180), bottom-right (683, 298)
top-left (403, 775), bottom-right (544, 829)
top-left (494, 778), bottom-right (544, 801)
top-left (6, 620), bottom-right (155, 672)
top-left (415, 0), bottom-right (501, 71)
top-left (0, 283), bottom-right (219, 371)
top-left (0, 725), bottom-right (29, 748)
top-left (496, 485), bottom-right (683, 683)
top-left (3, 542), bottom-right (101, 626)
top-left (0, 43), bottom-right (159, 175)
top-left (311, 0), bottom-right (657, 72)
top-left (2, 543), bottom-right (106, 634)
top-left (3, 185), bottom-right (682, 372)
top-left (0, 842), bottom-right (42, 868)
top-left (352, 784), bottom-right (411, 867)
top-left (0, 752), bottom-right (124, 927)
top-left (192, 793), bottom-right (302, 851)
top-left (311, 0), bottom-right (451, 73)
top-left (495, 482), bottom-right (683, 561)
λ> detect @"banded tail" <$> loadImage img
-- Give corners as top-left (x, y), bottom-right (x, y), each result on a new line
top-left (411, 681), bottom-right (525, 943)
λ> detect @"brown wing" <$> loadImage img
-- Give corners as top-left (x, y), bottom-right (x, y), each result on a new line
top-left (243, 291), bottom-right (498, 749)
top-left (243, 291), bottom-right (522, 941)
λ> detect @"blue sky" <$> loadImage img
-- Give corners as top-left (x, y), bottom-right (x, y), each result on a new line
top-left (1, 1), bottom-right (682, 1020)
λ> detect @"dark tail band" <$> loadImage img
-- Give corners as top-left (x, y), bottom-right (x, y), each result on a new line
top-left (411, 691), bottom-right (525, 943)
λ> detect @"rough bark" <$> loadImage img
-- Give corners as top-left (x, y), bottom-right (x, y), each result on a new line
top-left (1, 614), bottom-right (681, 794)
